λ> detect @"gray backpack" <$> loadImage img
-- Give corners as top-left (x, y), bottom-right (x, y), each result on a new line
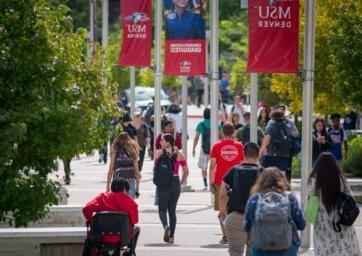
top-left (250, 192), bottom-right (293, 251)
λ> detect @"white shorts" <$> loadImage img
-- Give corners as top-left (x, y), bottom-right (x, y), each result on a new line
top-left (198, 149), bottom-right (210, 171)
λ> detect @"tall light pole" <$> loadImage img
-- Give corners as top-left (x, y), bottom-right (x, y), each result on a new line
top-left (130, 67), bottom-right (136, 118)
top-left (250, 73), bottom-right (258, 143)
top-left (154, 0), bottom-right (163, 157)
top-left (301, 0), bottom-right (316, 250)
top-left (210, 0), bottom-right (219, 146)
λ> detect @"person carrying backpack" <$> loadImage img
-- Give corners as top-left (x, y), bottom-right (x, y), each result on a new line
top-left (106, 132), bottom-right (141, 199)
top-left (192, 108), bottom-right (213, 190)
top-left (235, 112), bottom-right (264, 146)
top-left (308, 153), bottom-right (360, 256)
top-left (218, 143), bottom-right (263, 256)
top-left (260, 109), bottom-right (294, 182)
top-left (244, 167), bottom-right (305, 256)
top-left (154, 134), bottom-right (189, 244)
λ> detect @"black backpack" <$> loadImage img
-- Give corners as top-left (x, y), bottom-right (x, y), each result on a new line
top-left (153, 150), bottom-right (174, 188)
top-left (113, 149), bottom-right (135, 179)
top-left (200, 122), bottom-right (211, 154)
top-left (270, 122), bottom-right (292, 157)
top-left (333, 191), bottom-right (360, 232)
top-left (227, 165), bottom-right (263, 214)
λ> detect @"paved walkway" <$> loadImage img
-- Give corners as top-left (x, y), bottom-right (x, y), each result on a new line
top-left (52, 112), bottom-right (362, 256)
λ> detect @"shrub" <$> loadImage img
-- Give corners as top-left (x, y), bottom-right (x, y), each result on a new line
top-left (342, 137), bottom-right (362, 177)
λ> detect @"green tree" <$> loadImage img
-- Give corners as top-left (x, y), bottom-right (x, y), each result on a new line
top-left (0, 0), bottom-right (115, 226)
top-left (270, 0), bottom-right (362, 114)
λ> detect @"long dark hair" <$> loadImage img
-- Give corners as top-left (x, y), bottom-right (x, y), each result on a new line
top-left (162, 133), bottom-right (178, 161)
top-left (313, 117), bottom-right (327, 134)
top-left (309, 152), bottom-right (345, 214)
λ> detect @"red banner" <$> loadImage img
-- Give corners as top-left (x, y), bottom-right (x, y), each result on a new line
top-left (165, 40), bottom-right (206, 76)
top-left (247, 0), bottom-right (299, 74)
top-left (118, 0), bottom-right (151, 67)
top-left (164, 1), bottom-right (206, 76)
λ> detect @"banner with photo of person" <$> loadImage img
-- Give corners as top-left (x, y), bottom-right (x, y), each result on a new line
top-left (247, 0), bottom-right (299, 74)
top-left (164, 0), bottom-right (207, 76)
top-left (118, 0), bottom-right (152, 67)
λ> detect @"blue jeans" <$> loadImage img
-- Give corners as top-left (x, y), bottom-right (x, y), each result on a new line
top-left (251, 242), bottom-right (299, 256)
top-left (128, 179), bottom-right (136, 199)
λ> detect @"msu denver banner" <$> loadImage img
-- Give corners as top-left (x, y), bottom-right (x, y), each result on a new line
top-left (119, 0), bottom-right (152, 67)
top-left (247, 0), bottom-right (299, 74)
top-left (164, 0), bottom-right (206, 76)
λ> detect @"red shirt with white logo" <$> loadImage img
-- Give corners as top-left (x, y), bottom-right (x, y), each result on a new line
top-left (210, 139), bottom-right (244, 185)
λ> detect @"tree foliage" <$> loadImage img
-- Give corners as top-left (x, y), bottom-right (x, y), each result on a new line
top-left (271, 0), bottom-right (362, 114)
top-left (0, 0), bottom-right (116, 226)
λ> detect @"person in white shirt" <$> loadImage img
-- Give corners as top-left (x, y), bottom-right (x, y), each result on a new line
top-left (230, 96), bottom-right (245, 126)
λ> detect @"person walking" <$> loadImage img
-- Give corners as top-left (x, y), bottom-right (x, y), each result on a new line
top-left (156, 120), bottom-right (182, 150)
top-left (260, 109), bottom-right (294, 182)
top-left (120, 112), bottom-right (138, 142)
top-left (219, 142), bottom-right (262, 256)
top-left (308, 153), bottom-right (361, 256)
top-left (230, 96), bottom-right (246, 126)
top-left (209, 122), bottom-right (244, 244)
top-left (244, 168), bottom-right (305, 256)
top-left (235, 112), bottom-right (264, 146)
top-left (257, 108), bottom-right (270, 132)
top-left (328, 113), bottom-right (349, 165)
top-left (154, 134), bottom-right (189, 244)
top-left (230, 112), bottom-right (243, 131)
top-left (313, 117), bottom-right (333, 165)
top-left (134, 112), bottom-right (150, 172)
top-left (106, 132), bottom-right (141, 199)
top-left (192, 108), bottom-right (212, 190)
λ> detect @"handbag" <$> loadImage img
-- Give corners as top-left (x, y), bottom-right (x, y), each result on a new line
top-left (304, 179), bottom-right (320, 224)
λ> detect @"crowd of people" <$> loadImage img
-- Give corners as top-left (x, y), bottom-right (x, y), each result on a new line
top-left (80, 97), bottom-right (360, 256)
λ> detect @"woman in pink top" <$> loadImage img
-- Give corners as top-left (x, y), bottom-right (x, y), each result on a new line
top-left (155, 134), bottom-right (189, 244)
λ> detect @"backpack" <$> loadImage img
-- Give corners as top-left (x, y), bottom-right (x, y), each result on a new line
top-left (333, 191), bottom-right (360, 232)
top-left (270, 122), bottom-right (292, 157)
top-left (113, 149), bottom-right (135, 179)
top-left (250, 192), bottom-right (293, 251)
top-left (200, 122), bottom-right (211, 154)
top-left (239, 126), bottom-right (250, 144)
top-left (153, 150), bottom-right (174, 188)
top-left (227, 165), bottom-right (262, 213)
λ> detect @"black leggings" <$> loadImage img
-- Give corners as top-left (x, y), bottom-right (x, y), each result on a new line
top-left (157, 177), bottom-right (181, 238)
top-left (138, 146), bottom-right (146, 171)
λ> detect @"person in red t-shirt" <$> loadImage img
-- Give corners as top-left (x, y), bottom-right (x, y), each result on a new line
top-left (156, 120), bottom-right (182, 150)
top-left (82, 178), bottom-right (139, 256)
top-left (209, 122), bottom-right (244, 244)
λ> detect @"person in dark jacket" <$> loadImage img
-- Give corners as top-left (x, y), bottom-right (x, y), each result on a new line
top-left (312, 118), bottom-right (333, 166)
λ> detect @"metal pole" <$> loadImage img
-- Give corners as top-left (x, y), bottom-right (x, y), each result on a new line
top-left (101, 0), bottom-right (108, 48)
top-left (301, 0), bottom-right (316, 249)
top-left (250, 73), bottom-right (258, 143)
top-left (130, 67), bottom-right (136, 118)
top-left (154, 0), bottom-right (163, 157)
top-left (181, 76), bottom-right (188, 159)
top-left (203, 39), bottom-right (209, 106)
top-left (210, 0), bottom-right (219, 146)
top-left (88, 0), bottom-right (95, 60)
top-left (203, 76), bottom-right (209, 107)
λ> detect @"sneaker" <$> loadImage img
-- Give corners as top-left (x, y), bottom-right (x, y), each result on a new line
top-left (202, 185), bottom-right (208, 191)
top-left (219, 236), bottom-right (228, 244)
top-left (163, 226), bottom-right (170, 243)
